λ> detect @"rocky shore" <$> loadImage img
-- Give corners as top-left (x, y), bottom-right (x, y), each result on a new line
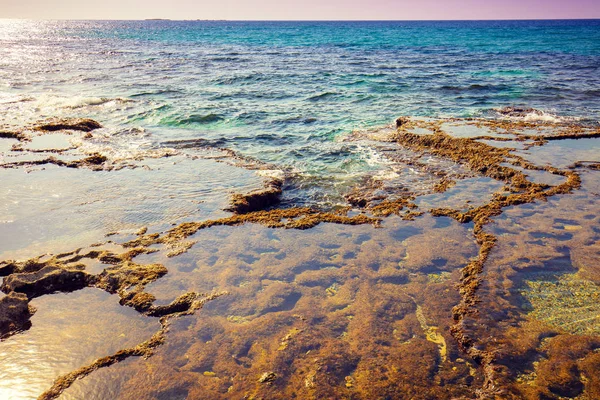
top-left (1, 115), bottom-right (599, 399)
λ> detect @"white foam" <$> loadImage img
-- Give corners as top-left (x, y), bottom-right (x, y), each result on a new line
top-left (35, 94), bottom-right (133, 110)
top-left (354, 144), bottom-right (393, 167)
top-left (372, 170), bottom-right (400, 181)
top-left (255, 169), bottom-right (286, 181)
top-left (522, 111), bottom-right (572, 123)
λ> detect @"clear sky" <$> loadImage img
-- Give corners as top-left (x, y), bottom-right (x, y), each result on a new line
top-left (1, 0), bottom-right (599, 20)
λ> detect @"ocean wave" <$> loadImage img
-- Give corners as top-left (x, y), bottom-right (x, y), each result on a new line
top-left (211, 73), bottom-right (267, 85)
top-left (161, 138), bottom-right (228, 149)
top-left (273, 115), bottom-right (317, 125)
top-left (439, 84), bottom-right (511, 93)
top-left (236, 111), bottom-right (270, 121)
top-left (35, 95), bottom-right (134, 110)
top-left (352, 144), bottom-right (395, 168)
top-left (492, 106), bottom-right (578, 123)
top-left (209, 56), bottom-right (250, 62)
top-left (177, 113), bottom-right (225, 124)
top-left (0, 94), bottom-right (34, 104)
top-left (130, 89), bottom-right (183, 97)
top-left (255, 169), bottom-right (286, 181)
top-left (306, 92), bottom-right (339, 102)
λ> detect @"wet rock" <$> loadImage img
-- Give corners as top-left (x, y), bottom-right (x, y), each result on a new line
top-left (0, 261), bottom-right (18, 276)
top-left (495, 106), bottom-right (537, 118)
top-left (68, 153), bottom-right (107, 168)
top-left (345, 194), bottom-right (368, 208)
top-left (0, 153), bottom-right (108, 171)
top-left (369, 196), bottom-right (418, 217)
top-left (0, 265), bottom-right (91, 299)
top-left (147, 292), bottom-right (206, 317)
top-left (0, 292), bottom-right (35, 338)
top-left (34, 118), bottom-right (102, 132)
top-left (395, 116), bottom-right (410, 128)
top-left (0, 130), bottom-right (26, 141)
top-left (433, 177), bottom-right (456, 193)
top-left (95, 262), bottom-right (168, 294)
top-left (121, 291), bottom-right (156, 312)
top-left (225, 180), bottom-right (283, 214)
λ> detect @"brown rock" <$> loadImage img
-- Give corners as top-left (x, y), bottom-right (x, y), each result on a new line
top-left (395, 116), bottom-right (410, 128)
top-left (0, 131), bottom-right (26, 141)
top-left (95, 262), bottom-right (168, 294)
top-left (34, 118), bottom-right (102, 132)
top-left (0, 292), bottom-right (35, 338)
top-left (225, 180), bottom-right (283, 214)
top-left (495, 106), bottom-right (536, 117)
top-left (0, 266), bottom-right (91, 299)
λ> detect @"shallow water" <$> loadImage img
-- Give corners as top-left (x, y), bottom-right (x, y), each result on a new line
top-left (0, 155), bottom-right (265, 260)
top-left (515, 137), bottom-right (600, 169)
top-left (0, 289), bottom-right (159, 400)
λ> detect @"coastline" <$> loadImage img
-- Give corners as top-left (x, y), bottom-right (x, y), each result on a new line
top-left (1, 115), bottom-right (599, 398)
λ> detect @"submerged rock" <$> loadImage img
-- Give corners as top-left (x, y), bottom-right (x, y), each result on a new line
top-left (34, 118), bottom-right (102, 132)
top-left (147, 292), bottom-right (208, 317)
top-left (258, 371), bottom-right (277, 385)
top-left (0, 292), bottom-right (35, 338)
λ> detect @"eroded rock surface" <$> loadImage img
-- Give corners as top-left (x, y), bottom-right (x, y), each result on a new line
top-left (0, 292), bottom-right (35, 338)
top-left (33, 118), bottom-right (103, 132)
top-left (225, 179), bottom-right (283, 214)
top-left (1, 115), bottom-right (599, 399)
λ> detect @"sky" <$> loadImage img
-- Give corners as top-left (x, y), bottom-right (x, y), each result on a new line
top-left (1, 0), bottom-right (599, 20)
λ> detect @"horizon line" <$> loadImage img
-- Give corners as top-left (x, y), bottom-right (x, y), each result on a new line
top-left (1, 17), bottom-right (600, 22)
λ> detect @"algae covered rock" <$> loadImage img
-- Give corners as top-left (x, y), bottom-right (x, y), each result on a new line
top-left (225, 179), bottom-right (283, 214)
top-left (95, 262), bottom-right (168, 294)
top-left (34, 118), bottom-right (102, 132)
top-left (0, 265), bottom-right (91, 299)
top-left (0, 292), bottom-right (35, 338)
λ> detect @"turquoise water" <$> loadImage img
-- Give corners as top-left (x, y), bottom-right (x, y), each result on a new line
top-left (1, 19), bottom-right (600, 205)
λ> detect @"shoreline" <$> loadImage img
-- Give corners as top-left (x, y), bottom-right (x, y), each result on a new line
top-left (1, 115), bottom-right (599, 398)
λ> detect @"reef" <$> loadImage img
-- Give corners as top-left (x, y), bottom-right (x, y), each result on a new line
top-left (0, 244), bottom-right (227, 399)
top-left (0, 118), bottom-right (114, 172)
top-left (37, 290), bottom-right (226, 400)
top-left (121, 207), bottom-right (380, 257)
top-left (1, 115), bottom-right (599, 399)
top-left (495, 106), bottom-right (539, 118)
top-left (384, 117), bottom-right (591, 395)
top-left (0, 204), bottom-right (381, 398)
